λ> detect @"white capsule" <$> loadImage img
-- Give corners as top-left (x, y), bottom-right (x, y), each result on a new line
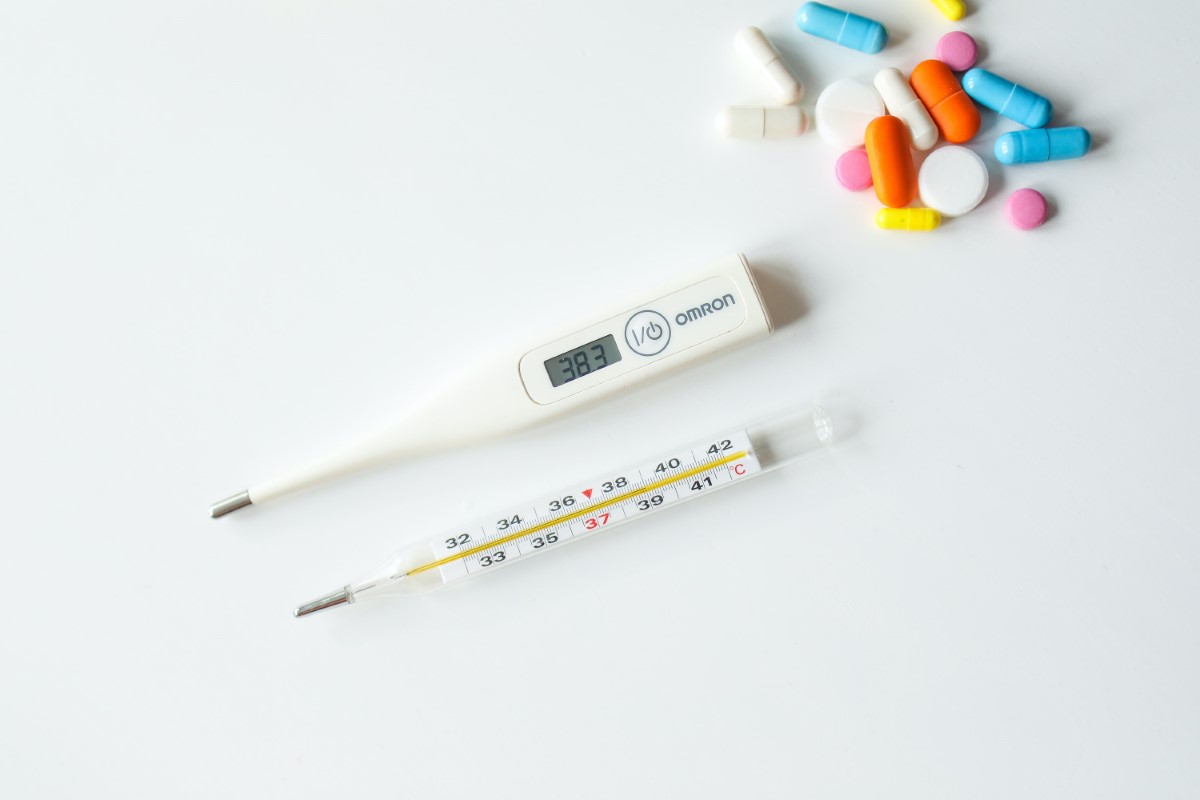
top-left (873, 67), bottom-right (939, 151)
top-left (717, 106), bottom-right (808, 139)
top-left (735, 27), bottom-right (804, 104)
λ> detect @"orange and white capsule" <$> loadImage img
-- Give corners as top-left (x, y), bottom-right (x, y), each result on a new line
top-left (875, 208), bottom-right (941, 230)
top-left (864, 115), bottom-right (917, 208)
top-left (910, 59), bottom-right (980, 144)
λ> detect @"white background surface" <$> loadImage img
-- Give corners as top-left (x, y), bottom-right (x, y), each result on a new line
top-left (2, 1), bottom-right (1198, 797)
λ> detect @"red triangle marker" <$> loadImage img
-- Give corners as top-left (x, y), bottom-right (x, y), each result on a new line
top-left (581, 488), bottom-right (593, 499)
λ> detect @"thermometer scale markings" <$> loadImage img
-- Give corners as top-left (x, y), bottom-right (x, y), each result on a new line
top-left (291, 405), bottom-right (832, 617)
top-left (408, 435), bottom-right (760, 581)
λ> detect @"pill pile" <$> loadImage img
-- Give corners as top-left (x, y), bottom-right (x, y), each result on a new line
top-left (717, 1), bottom-right (1093, 231)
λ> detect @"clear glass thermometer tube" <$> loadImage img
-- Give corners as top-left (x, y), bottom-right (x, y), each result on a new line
top-left (294, 404), bottom-right (834, 617)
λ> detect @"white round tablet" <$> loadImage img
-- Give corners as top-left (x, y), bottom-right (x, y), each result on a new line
top-left (918, 146), bottom-right (990, 217)
top-left (814, 80), bottom-right (885, 149)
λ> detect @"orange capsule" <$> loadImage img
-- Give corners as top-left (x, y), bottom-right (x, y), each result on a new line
top-left (864, 115), bottom-right (917, 208)
top-left (909, 59), bottom-right (980, 144)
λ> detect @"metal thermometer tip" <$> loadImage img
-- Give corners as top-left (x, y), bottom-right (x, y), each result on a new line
top-left (210, 490), bottom-right (252, 518)
top-left (294, 588), bottom-right (353, 618)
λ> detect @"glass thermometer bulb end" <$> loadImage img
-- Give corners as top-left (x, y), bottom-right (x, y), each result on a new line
top-left (210, 490), bottom-right (252, 518)
top-left (294, 587), bottom-right (355, 618)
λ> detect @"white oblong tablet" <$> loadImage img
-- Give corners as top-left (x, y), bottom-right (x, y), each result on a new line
top-left (814, 80), bottom-right (885, 149)
top-left (717, 106), bottom-right (808, 139)
top-left (873, 67), bottom-right (939, 151)
top-left (735, 27), bottom-right (804, 104)
top-left (918, 145), bottom-right (989, 216)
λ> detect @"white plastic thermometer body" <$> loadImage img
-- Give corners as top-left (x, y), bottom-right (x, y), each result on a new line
top-left (294, 404), bottom-right (833, 617)
top-left (211, 254), bottom-right (772, 516)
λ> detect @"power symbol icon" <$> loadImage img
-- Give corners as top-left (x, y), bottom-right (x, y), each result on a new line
top-left (624, 310), bottom-right (671, 357)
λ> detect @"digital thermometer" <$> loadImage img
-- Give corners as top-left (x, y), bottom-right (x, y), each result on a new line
top-left (294, 404), bottom-right (832, 617)
top-left (210, 253), bottom-right (773, 517)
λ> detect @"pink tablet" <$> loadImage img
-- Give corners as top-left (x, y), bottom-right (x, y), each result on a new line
top-left (1005, 188), bottom-right (1049, 230)
top-left (835, 148), bottom-right (873, 191)
top-left (936, 31), bottom-right (978, 72)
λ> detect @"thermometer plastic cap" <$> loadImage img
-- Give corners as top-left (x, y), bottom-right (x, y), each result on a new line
top-left (717, 106), bottom-right (808, 139)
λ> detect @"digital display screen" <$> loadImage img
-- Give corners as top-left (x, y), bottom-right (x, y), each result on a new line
top-left (544, 334), bottom-right (623, 387)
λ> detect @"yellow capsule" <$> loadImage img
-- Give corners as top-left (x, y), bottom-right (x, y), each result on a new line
top-left (875, 208), bottom-right (942, 231)
top-left (930, 0), bottom-right (966, 21)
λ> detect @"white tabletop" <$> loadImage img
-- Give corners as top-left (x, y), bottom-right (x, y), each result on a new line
top-left (2, 1), bottom-right (1197, 797)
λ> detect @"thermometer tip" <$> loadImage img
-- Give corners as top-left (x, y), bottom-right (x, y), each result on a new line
top-left (210, 490), bottom-right (252, 518)
top-left (294, 588), bottom-right (353, 618)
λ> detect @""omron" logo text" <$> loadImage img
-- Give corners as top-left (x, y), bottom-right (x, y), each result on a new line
top-left (675, 293), bottom-right (736, 326)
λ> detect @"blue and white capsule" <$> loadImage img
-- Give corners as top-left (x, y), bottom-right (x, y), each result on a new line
top-left (995, 127), bottom-right (1091, 165)
top-left (796, 2), bottom-right (887, 54)
top-left (962, 68), bottom-right (1053, 128)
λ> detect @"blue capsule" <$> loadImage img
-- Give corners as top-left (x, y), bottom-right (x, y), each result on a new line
top-left (994, 127), bottom-right (1092, 165)
top-left (962, 68), bottom-right (1053, 128)
top-left (796, 2), bottom-right (887, 55)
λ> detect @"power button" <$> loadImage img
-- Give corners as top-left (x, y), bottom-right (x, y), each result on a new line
top-left (624, 310), bottom-right (671, 357)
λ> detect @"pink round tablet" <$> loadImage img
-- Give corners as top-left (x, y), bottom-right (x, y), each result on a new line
top-left (835, 148), bottom-right (872, 191)
top-left (1005, 188), bottom-right (1048, 230)
top-left (936, 31), bottom-right (978, 72)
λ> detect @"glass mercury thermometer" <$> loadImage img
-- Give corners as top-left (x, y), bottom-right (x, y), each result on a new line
top-left (210, 253), bottom-right (773, 518)
top-left (295, 404), bottom-right (833, 617)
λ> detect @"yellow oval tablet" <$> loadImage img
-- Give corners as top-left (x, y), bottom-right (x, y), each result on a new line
top-left (875, 208), bottom-right (942, 231)
top-left (930, 0), bottom-right (965, 21)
